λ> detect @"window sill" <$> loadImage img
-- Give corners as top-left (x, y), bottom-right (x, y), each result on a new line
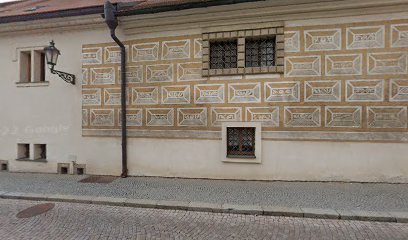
top-left (203, 67), bottom-right (283, 77)
top-left (15, 158), bottom-right (48, 163)
top-left (222, 157), bottom-right (261, 164)
top-left (16, 81), bottom-right (49, 88)
top-left (227, 155), bottom-right (256, 159)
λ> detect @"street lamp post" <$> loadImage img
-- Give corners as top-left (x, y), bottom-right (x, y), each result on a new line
top-left (43, 41), bottom-right (76, 85)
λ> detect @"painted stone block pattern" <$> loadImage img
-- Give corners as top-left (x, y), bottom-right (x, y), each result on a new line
top-left (81, 18), bottom-right (408, 138)
top-left (305, 80), bottom-right (341, 102)
top-left (119, 109), bottom-right (142, 127)
top-left (325, 54), bottom-right (362, 76)
top-left (246, 107), bottom-right (279, 127)
top-left (346, 80), bottom-right (384, 102)
top-left (284, 107), bottom-right (321, 127)
top-left (304, 29), bottom-right (341, 51)
top-left (178, 108), bottom-right (207, 127)
top-left (346, 26), bottom-right (384, 49)
top-left (265, 81), bottom-right (300, 102)
top-left (390, 79), bottom-right (408, 102)
top-left (325, 107), bottom-right (361, 128)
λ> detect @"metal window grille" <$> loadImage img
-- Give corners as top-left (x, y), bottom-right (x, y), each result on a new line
top-left (245, 37), bottom-right (276, 68)
top-left (210, 40), bottom-right (237, 69)
top-left (227, 127), bottom-right (255, 158)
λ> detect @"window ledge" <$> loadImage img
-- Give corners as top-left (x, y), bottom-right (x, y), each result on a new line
top-left (222, 158), bottom-right (261, 164)
top-left (16, 81), bottom-right (49, 87)
top-left (227, 155), bottom-right (256, 159)
top-left (15, 158), bottom-right (48, 163)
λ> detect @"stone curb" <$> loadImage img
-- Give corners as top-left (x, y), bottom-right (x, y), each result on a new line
top-left (0, 192), bottom-right (406, 223)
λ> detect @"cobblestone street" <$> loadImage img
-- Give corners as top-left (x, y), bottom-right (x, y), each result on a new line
top-left (0, 199), bottom-right (407, 240)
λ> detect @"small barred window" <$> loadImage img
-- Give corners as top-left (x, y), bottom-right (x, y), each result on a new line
top-left (227, 127), bottom-right (255, 158)
top-left (209, 40), bottom-right (237, 69)
top-left (245, 37), bottom-right (276, 67)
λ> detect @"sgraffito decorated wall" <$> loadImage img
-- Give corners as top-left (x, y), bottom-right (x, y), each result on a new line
top-left (81, 18), bottom-right (408, 142)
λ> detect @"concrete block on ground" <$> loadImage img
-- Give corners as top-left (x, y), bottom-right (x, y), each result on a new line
top-left (221, 204), bottom-right (263, 215)
top-left (388, 212), bottom-right (408, 223)
top-left (338, 210), bottom-right (395, 222)
top-left (92, 197), bottom-right (127, 206)
top-left (336, 210), bottom-right (357, 220)
top-left (262, 206), bottom-right (303, 217)
top-left (1, 192), bottom-right (26, 199)
top-left (47, 194), bottom-right (93, 204)
top-left (18, 192), bottom-right (50, 201)
top-left (156, 200), bottom-right (190, 210)
top-left (124, 198), bottom-right (158, 209)
top-left (188, 201), bottom-right (222, 213)
top-left (302, 208), bottom-right (340, 219)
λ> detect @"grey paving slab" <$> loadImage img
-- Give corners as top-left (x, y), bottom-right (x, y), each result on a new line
top-left (1, 192), bottom-right (26, 199)
top-left (124, 198), bottom-right (158, 208)
top-left (156, 200), bottom-right (190, 210)
top-left (339, 210), bottom-right (395, 222)
top-left (389, 211), bottom-right (408, 223)
top-left (47, 194), bottom-right (93, 204)
top-left (302, 208), bottom-right (340, 219)
top-left (222, 204), bottom-right (263, 215)
top-left (188, 201), bottom-right (223, 212)
top-left (262, 206), bottom-right (303, 217)
top-left (337, 209), bottom-right (358, 220)
top-left (92, 197), bottom-right (127, 206)
top-left (18, 192), bottom-right (50, 201)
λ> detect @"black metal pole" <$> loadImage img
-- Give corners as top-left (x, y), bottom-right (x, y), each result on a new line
top-left (110, 30), bottom-right (128, 178)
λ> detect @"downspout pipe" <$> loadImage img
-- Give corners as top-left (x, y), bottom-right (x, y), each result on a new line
top-left (104, 1), bottom-right (128, 178)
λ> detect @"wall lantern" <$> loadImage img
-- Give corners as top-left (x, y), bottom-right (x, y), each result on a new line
top-left (43, 40), bottom-right (75, 85)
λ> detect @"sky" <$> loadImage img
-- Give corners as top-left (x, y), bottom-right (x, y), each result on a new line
top-left (0, 0), bottom-right (19, 3)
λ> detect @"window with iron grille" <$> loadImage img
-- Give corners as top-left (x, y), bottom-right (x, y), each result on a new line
top-left (226, 127), bottom-right (255, 158)
top-left (202, 25), bottom-right (284, 77)
top-left (209, 40), bottom-right (237, 69)
top-left (245, 37), bottom-right (276, 67)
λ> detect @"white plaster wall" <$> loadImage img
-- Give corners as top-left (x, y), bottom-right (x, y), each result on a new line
top-left (126, 138), bottom-right (408, 183)
top-left (0, 26), bottom-right (124, 176)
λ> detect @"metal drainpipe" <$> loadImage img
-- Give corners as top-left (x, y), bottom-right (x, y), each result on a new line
top-left (104, 1), bottom-right (128, 178)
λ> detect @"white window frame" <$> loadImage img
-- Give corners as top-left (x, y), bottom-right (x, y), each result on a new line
top-left (221, 122), bottom-right (262, 164)
top-left (16, 47), bottom-right (49, 87)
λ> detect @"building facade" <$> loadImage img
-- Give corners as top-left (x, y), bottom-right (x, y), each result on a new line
top-left (1, 0), bottom-right (408, 182)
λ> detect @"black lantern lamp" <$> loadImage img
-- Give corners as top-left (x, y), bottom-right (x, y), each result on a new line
top-left (43, 41), bottom-right (75, 85)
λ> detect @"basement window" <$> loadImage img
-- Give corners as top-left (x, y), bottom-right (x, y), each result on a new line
top-left (58, 163), bottom-right (70, 175)
top-left (17, 144), bottom-right (30, 159)
top-left (33, 144), bottom-right (46, 160)
top-left (61, 167), bottom-right (68, 174)
top-left (0, 161), bottom-right (8, 172)
top-left (226, 127), bottom-right (256, 158)
top-left (1, 163), bottom-right (7, 171)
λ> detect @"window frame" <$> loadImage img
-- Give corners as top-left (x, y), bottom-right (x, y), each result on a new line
top-left (17, 47), bottom-right (49, 87)
top-left (226, 127), bottom-right (256, 158)
top-left (221, 122), bottom-right (262, 164)
top-left (202, 25), bottom-right (284, 77)
top-left (245, 36), bottom-right (276, 68)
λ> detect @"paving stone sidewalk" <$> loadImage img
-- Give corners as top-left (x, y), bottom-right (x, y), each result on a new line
top-left (0, 172), bottom-right (407, 222)
top-left (1, 199), bottom-right (407, 240)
